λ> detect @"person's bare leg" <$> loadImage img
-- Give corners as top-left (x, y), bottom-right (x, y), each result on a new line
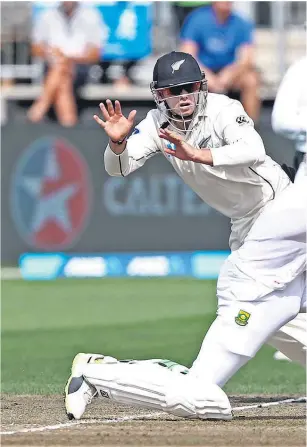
top-left (206, 72), bottom-right (224, 93)
top-left (235, 69), bottom-right (261, 123)
top-left (54, 71), bottom-right (78, 127)
top-left (27, 66), bottom-right (63, 123)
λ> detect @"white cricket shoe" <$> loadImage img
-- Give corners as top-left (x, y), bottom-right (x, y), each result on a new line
top-left (273, 351), bottom-right (292, 362)
top-left (64, 353), bottom-right (101, 420)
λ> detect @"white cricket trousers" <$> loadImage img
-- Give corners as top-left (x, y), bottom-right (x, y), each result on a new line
top-left (269, 312), bottom-right (307, 365)
top-left (268, 159), bottom-right (307, 365)
top-left (189, 179), bottom-right (307, 386)
top-left (295, 154), bottom-right (306, 184)
top-left (270, 158), bottom-right (307, 365)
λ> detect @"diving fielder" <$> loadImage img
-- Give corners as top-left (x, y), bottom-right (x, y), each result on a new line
top-left (270, 56), bottom-right (307, 361)
top-left (65, 52), bottom-right (306, 421)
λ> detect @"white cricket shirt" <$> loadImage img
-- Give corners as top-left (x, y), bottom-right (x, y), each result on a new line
top-left (32, 5), bottom-right (106, 58)
top-left (104, 93), bottom-right (291, 250)
top-left (272, 56), bottom-right (307, 153)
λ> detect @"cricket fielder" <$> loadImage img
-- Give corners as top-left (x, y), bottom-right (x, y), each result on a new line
top-left (270, 56), bottom-right (307, 361)
top-left (272, 55), bottom-right (307, 183)
top-left (65, 52), bottom-right (306, 420)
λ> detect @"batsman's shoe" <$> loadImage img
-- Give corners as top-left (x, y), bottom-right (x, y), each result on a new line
top-left (273, 351), bottom-right (291, 362)
top-left (65, 353), bottom-right (101, 420)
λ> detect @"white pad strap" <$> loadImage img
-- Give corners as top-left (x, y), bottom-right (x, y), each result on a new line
top-left (82, 361), bottom-right (232, 420)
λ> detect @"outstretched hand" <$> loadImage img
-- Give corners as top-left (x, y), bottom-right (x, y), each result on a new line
top-left (159, 127), bottom-right (198, 161)
top-left (93, 99), bottom-right (136, 142)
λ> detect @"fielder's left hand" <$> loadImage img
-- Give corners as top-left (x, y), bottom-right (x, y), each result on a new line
top-left (159, 128), bottom-right (197, 161)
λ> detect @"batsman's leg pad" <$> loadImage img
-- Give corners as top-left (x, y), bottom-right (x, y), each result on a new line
top-left (164, 376), bottom-right (232, 419)
top-left (82, 361), bottom-right (232, 420)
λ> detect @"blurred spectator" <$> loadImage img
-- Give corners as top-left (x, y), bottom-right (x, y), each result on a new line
top-left (98, 2), bottom-right (140, 89)
top-left (180, 1), bottom-right (260, 122)
top-left (100, 60), bottom-right (137, 89)
top-left (174, 1), bottom-right (210, 30)
top-left (1, 1), bottom-right (32, 88)
top-left (28, 1), bottom-right (106, 126)
top-left (114, 61), bottom-right (137, 89)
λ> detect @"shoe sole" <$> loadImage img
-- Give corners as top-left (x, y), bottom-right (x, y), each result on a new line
top-left (64, 375), bottom-right (75, 420)
top-left (64, 353), bottom-right (89, 420)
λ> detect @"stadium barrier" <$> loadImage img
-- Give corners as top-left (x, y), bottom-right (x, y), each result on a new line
top-left (19, 251), bottom-right (229, 280)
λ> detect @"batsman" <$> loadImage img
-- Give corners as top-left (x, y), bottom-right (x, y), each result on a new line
top-left (65, 52), bottom-right (306, 420)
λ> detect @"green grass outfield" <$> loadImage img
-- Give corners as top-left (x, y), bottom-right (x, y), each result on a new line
top-left (2, 278), bottom-right (305, 395)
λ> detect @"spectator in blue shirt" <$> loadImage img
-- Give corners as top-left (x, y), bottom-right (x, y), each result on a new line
top-left (180, 1), bottom-right (260, 122)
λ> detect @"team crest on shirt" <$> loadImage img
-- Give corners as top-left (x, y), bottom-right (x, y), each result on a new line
top-left (236, 115), bottom-right (250, 125)
top-left (235, 310), bottom-right (251, 326)
top-left (198, 135), bottom-right (212, 148)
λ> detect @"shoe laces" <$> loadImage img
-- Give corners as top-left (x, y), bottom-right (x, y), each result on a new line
top-left (84, 380), bottom-right (98, 405)
top-left (84, 384), bottom-right (97, 405)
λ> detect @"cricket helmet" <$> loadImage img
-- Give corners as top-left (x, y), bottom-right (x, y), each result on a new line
top-left (150, 51), bottom-right (208, 132)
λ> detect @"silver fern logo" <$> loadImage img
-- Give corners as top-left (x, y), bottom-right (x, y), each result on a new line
top-left (171, 59), bottom-right (185, 74)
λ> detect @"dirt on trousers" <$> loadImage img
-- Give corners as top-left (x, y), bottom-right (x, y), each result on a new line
top-left (1, 394), bottom-right (306, 446)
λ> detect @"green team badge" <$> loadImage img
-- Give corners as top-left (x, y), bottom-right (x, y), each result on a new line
top-left (235, 310), bottom-right (251, 326)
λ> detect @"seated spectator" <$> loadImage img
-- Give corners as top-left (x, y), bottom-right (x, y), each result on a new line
top-left (174, 1), bottom-right (210, 30)
top-left (28, 1), bottom-right (105, 126)
top-left (100, 60), bottom-right (138, 89)
top-left (114, 61), bottom-right (137, 89)
top-left (1, 1), bottom-right (32, 89)
top-left (180, 1), bottom-right (260, 122)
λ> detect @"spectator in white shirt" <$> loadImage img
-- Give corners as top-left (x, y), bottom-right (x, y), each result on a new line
top-left (28, 1), bottom-right (106, 126)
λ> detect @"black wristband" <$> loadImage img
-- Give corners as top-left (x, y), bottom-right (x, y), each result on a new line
top-left (110, 136), bottom-right (128, 145)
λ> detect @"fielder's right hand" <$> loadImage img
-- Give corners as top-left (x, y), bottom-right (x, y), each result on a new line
top-left (93, 100), bottom-right (136, 142)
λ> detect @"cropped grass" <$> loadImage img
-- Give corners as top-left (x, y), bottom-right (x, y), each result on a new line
top-left (2, 278), bottom-right (305, 395)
